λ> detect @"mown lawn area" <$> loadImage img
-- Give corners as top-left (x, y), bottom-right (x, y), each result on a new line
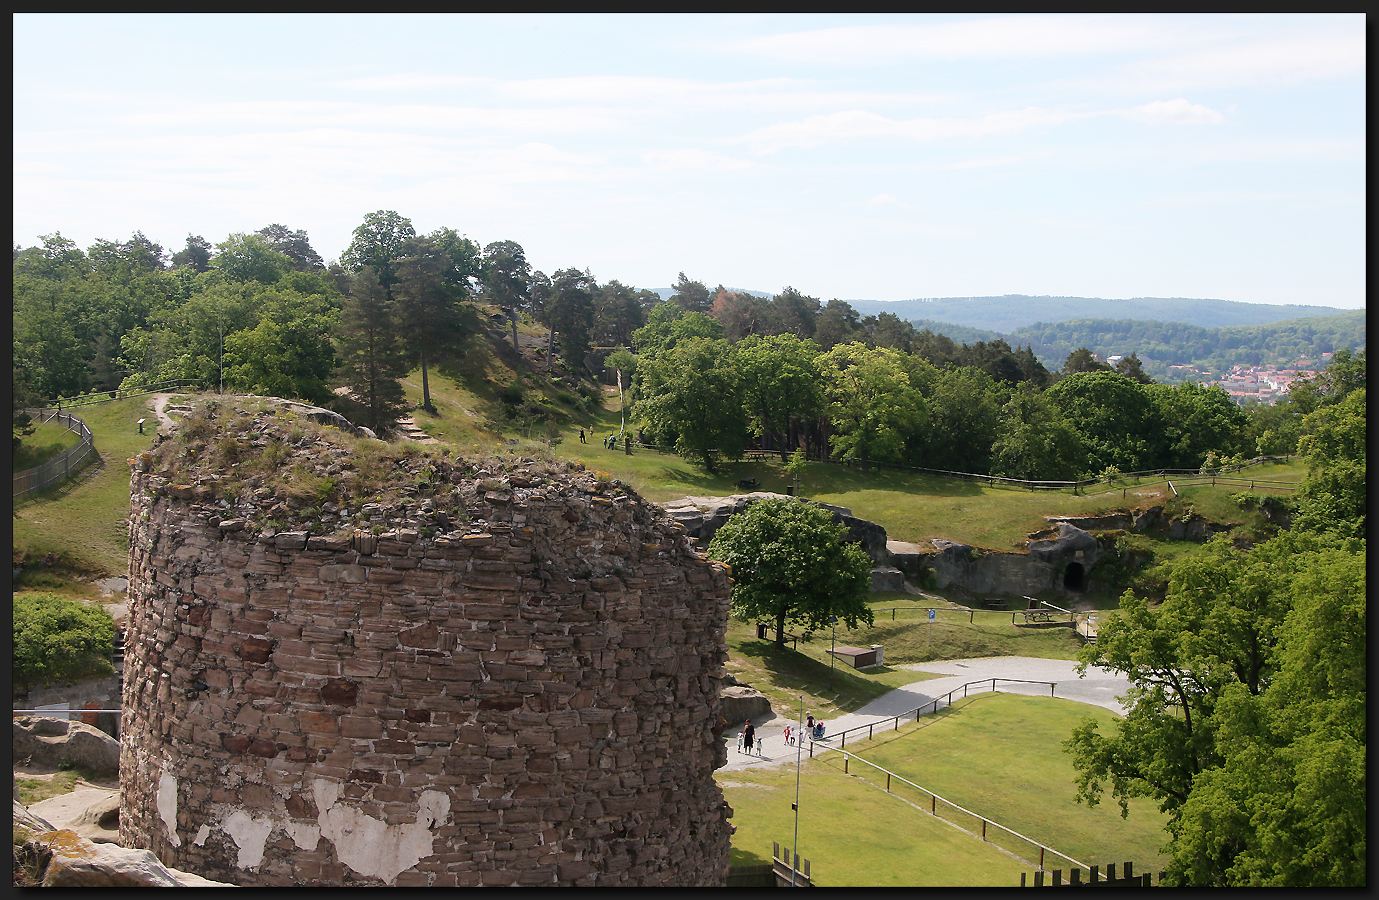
top-left (13, 396), bottom-right (164, 577)
top-left (13, 418), bottom-right (85, 471)
top-left (724, 595), bottom-right (1084, 717)
top-left (720, 692), bottom-right (1170, 886)
top-left (557, 427), bottom-right (1253, 551)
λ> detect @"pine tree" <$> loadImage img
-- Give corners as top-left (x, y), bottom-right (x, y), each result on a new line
top-left (335, 267), bottom-right (408, 433)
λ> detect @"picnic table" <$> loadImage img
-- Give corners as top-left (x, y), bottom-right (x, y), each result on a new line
top-left (736, 477), bottom-right (760, 490)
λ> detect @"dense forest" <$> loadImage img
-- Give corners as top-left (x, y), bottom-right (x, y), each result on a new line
top-left (10, 211), bottom-right (1363, 483)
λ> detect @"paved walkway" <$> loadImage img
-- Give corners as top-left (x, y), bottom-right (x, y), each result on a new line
top-left (719, 656), bottom-right (1130, 773)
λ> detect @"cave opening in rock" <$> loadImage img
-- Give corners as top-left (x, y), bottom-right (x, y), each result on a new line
top-left (1063, 562), bottom-right (1085, 591)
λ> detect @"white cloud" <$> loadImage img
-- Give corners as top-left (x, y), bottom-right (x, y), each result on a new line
top-left (1122, 98), bottom-right (1224, 125)
top-left (738, 106), bottom-right (1088, 153)
top-left (641, 148), bottom-right (752, 171)
top-left (1128, 31), bottom-right (1365, 90)
top-left (336, 72), bottom-right (481, 91)
top-left (946, 155), bottom-right (1023, 169)
top-left (732, 15), bottom-right (1180, 63)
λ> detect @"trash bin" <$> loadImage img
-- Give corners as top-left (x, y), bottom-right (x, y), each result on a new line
top-left (756, 623), bottom-right (768, 640)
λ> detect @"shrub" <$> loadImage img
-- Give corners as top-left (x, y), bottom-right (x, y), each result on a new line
top-left (13, 593), bottom-right (115, 690)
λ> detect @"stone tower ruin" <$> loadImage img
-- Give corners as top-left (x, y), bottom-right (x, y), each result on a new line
top-left (117, 398), bottom-right (734, 886)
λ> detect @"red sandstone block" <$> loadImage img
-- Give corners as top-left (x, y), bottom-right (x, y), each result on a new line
top-left (340, 717), bottom-right (383, 739)
top-left (367, 569), bottom-right (406, 585)
top-left (299, 711), bottom-right (339, 734)
top-left (244, 679), bottom-right (281, 698)
top-left (374, 739), bottom-right (416, 754)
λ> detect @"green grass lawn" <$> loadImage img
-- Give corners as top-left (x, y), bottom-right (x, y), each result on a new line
top-left (559, 427), bottom-right (1292, 552)
top-left (13, 395), bottom-right (162, 577)
top-left (13, 419), bottom-right (85, 471)
top-left (725, 596), bottom-right (1084, 717)
top-left (720, 692), bottom-right (1169, 886)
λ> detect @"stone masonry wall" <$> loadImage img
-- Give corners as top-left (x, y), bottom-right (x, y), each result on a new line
top-left (117, 409), bottom-right (733, 886)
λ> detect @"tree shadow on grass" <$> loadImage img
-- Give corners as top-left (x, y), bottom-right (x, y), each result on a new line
top-left (732, 639), bottom-right (895, 711)
top-left (802, 466), bottom-right (987, 499)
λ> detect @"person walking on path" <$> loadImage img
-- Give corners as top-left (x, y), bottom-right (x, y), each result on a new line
top-left (742, 719), bottom-right (755, 755)
top-left (783, 724), bottom-right (792, 746)
top-left (579, 428), bottom-right (586, 444)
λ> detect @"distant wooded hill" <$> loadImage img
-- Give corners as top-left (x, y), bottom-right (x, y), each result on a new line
top-left (879, 310), bottom-right (1364, 381)
top-left (1009, 310), bottom-right (1366, 377)
top-left (843, 295), bottom-right (1350, 332)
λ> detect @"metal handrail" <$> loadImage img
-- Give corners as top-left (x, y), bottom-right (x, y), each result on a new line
top-left (804, 677), bottom-right (1059, 754)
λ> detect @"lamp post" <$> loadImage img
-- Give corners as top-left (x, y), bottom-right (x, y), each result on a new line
top-left (792, 694), bottom-right (803, 887)
top-left (829, 615), bottom-right (838, 687)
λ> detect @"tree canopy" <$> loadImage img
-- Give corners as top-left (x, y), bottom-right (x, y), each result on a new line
top-left (707, 497), bottom-right (874, 646)
top-left (14, 593), bottom-right (115, 690)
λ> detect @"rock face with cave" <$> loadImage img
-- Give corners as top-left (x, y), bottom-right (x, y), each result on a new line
top-left (117, 398), bottom-right (733, 887)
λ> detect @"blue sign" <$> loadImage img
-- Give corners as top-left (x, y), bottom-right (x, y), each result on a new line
top-left (929, 609), bottom-right (936, 621)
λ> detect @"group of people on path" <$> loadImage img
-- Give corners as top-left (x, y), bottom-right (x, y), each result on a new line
top-left (737, 714), bottom-right (826, 757)
top-left (578, 425), bottom-right (627, 450)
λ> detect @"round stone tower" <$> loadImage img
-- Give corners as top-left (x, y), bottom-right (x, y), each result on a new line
top-left (118, 398), bottom-right (733, 886)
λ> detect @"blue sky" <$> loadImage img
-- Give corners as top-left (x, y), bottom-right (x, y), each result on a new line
top-left (13, 13), bottom-right (1365, 309)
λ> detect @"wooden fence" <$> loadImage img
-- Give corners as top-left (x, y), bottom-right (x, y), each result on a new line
top-left (48, 378), bottom-right (202, 411)
top-left (1018, 861), bottom-right (1164, 886)
top-left (13, 409), bottom-right (97, 499)
top-left (618, 442), bottom-right (1298, 495)
top-left (772, 841), bottom-right (812, 887)
top-left (829, 749), bottom-right (1085, 875)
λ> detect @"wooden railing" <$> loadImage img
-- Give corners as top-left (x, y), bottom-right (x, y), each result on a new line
top-left (13, 409), bottom-right (96, 498)
top-left (831, 748), bottom-right (1086, 874)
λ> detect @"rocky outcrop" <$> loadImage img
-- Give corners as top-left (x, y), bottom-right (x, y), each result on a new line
top-left (662, 493), bottom-right (893, 570)
top-left (926, 540), bottom-right (1056, 596)
top-left (1027, 523), bottom-right (1102, 570)
top-left (884, 541), bottom-right (930, 582)
top-left (869, 566), bottom-right (908, 593)
top-left (14, 803), bottom-right (232, 887)
top-left (30, 787), bottom-right (121, 844)
top-left (719, 686), bottom-right (772, 725)
top-left (14, 716), bottom-right (121, 778)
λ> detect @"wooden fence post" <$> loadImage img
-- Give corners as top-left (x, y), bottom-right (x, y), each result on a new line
top-left (1070, 867), bottom-right (1081, 885)
top-left (1053, 869), bottom-right (1061, 886)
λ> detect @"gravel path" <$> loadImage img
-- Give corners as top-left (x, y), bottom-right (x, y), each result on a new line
top-left (719, 656), bottom-right (1130, 773)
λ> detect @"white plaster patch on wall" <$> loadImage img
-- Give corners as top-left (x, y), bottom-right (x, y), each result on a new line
top-left (285, 821), bottom-right (321, 851)
top-left (224, 809), bottom-right (275, 870)
top-left (193, 824), bottom-right (212, 846)
top-left (312, 779), bottom-right (450, 885)
top-left (157, 772), bottom-right (181, 847)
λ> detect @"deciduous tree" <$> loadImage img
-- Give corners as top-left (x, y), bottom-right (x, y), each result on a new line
top-left (635, 337), bottom-right (745, 473)
top-left (820, 343), bottom-right (925, 468)
top-left (708, 497), bottom-right (874, 646)
top-left (340, 210), bottom-right (416, 300)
